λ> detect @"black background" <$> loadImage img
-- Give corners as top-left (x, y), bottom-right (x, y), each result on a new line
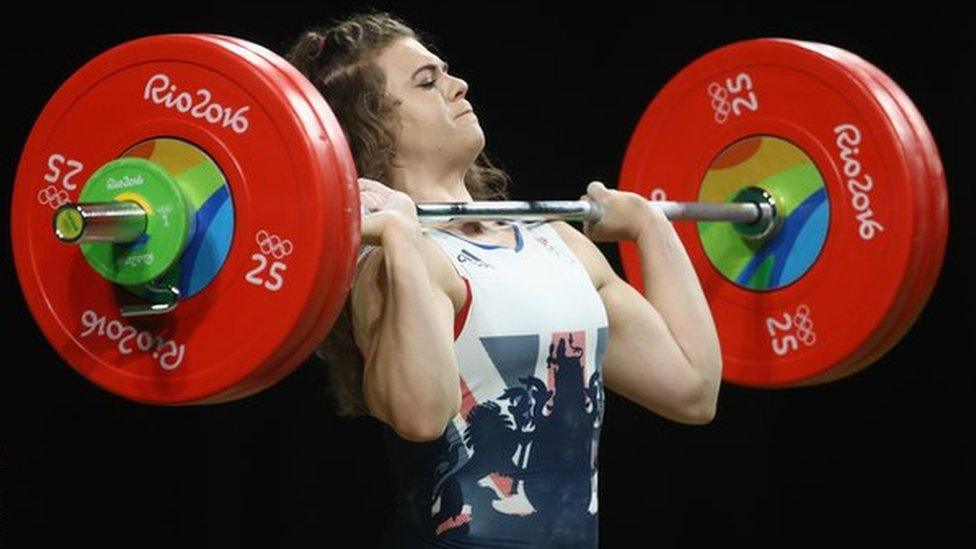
top-left (3, 1), bottom-right (973, 547)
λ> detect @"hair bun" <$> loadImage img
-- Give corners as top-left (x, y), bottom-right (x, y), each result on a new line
top-left (308, 31), bottom-right (326, 59)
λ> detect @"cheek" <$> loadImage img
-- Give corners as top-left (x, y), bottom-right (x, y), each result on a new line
top-left (413, 95), bottom-right (451, 124)
top-left (397, 95), bottom-right (452, 137)
top-left (402, 106), bottom-right (438, 132)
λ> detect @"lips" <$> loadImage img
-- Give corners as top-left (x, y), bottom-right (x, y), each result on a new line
top-left (456, 109), bottom-right (473, 118)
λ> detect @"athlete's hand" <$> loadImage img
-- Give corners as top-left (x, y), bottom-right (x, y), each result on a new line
top-left (578, 181), bottom-right (664, 242)
top-left (359, 177), bottom-right (422, 246)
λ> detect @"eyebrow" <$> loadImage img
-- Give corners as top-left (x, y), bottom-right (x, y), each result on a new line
top-left (411, 62), bottom-right (449, 81)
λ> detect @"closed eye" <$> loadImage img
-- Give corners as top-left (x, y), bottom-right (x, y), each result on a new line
top-left (414, 62), bottom-right (449, 89)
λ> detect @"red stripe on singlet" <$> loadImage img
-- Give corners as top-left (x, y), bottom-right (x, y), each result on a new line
top-left (454, 276), bottom-right (472, 340)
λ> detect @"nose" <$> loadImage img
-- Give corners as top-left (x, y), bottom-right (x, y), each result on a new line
top-left (448, 74), bottom-right (469, 102)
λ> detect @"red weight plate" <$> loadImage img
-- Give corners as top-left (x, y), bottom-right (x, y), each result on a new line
top-left (617, 38), bottom-right (924, 387)
top-left (782, 42), bottom-right (927, 385)
top-left (779, 40), bottom-right (930, 386)
top-left (176, 36), bottom-right (319, 403)
top-left (11, 34), bottom-right (350, 405)
top-left (789, 41), bottom-right (947, 384)
top-left (193, 34), bottom-right (360, 402)
top-left (848, 50), bottom-right (949, 371)
top-left (177, 35), bottom-right (337, 403)
top-left (183, 35), bottom-right (341, 403)
top-left (212, 35), bottom-right (360, 400)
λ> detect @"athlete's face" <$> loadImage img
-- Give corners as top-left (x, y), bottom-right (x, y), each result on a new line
top-left (374, 37), bottom-right (484, 167)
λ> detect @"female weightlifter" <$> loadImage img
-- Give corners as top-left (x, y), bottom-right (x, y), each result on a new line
top-left (285, 10), bottom-right (722, 548)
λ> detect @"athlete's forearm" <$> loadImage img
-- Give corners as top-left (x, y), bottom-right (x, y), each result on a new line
top-left (366, 225), bottom-right (460, 439)
top-left (634, 210), bottom-right (722, 415)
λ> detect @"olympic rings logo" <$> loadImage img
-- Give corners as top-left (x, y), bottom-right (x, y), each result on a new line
top-left (792, 304), bottom-right (816, 347)
top-left (767, 303), bottom-right (817, 356)
top-left (708, 81), bottom-right (732, 125)
top-left (255, 230), bottom-right (293, 259)
top-left (37, 185), bottom-right (70, 209)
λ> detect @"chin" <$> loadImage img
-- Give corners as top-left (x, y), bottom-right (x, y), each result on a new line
top-left (471, 127), bottom-right (487, 151)
top-left (459, 128), bottom-right (486, 158)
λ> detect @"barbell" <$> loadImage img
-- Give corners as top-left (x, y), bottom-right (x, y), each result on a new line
top-left (10, 34), bottom-right (947, 405)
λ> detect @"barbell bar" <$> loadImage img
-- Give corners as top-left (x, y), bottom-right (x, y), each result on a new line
top-left (55, 193), bottom-right (778, 243)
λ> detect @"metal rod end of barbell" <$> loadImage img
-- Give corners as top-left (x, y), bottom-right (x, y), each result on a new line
top-left (53, 201), bottom-right (148, 244)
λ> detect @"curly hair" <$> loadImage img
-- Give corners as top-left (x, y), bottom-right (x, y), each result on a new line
top-left (284, 10), bottom-right (511, 417)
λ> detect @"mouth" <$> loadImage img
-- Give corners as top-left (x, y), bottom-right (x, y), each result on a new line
top-left (456, 109), bottom-right (474, 118)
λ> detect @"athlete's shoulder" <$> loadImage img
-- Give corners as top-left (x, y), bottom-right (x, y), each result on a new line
top-left (350, 232), bottom-right (466, 348)
top-left (545, 220), bottom-right (614, 291)
top-left (418, 229), bottom-right (468, 312)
